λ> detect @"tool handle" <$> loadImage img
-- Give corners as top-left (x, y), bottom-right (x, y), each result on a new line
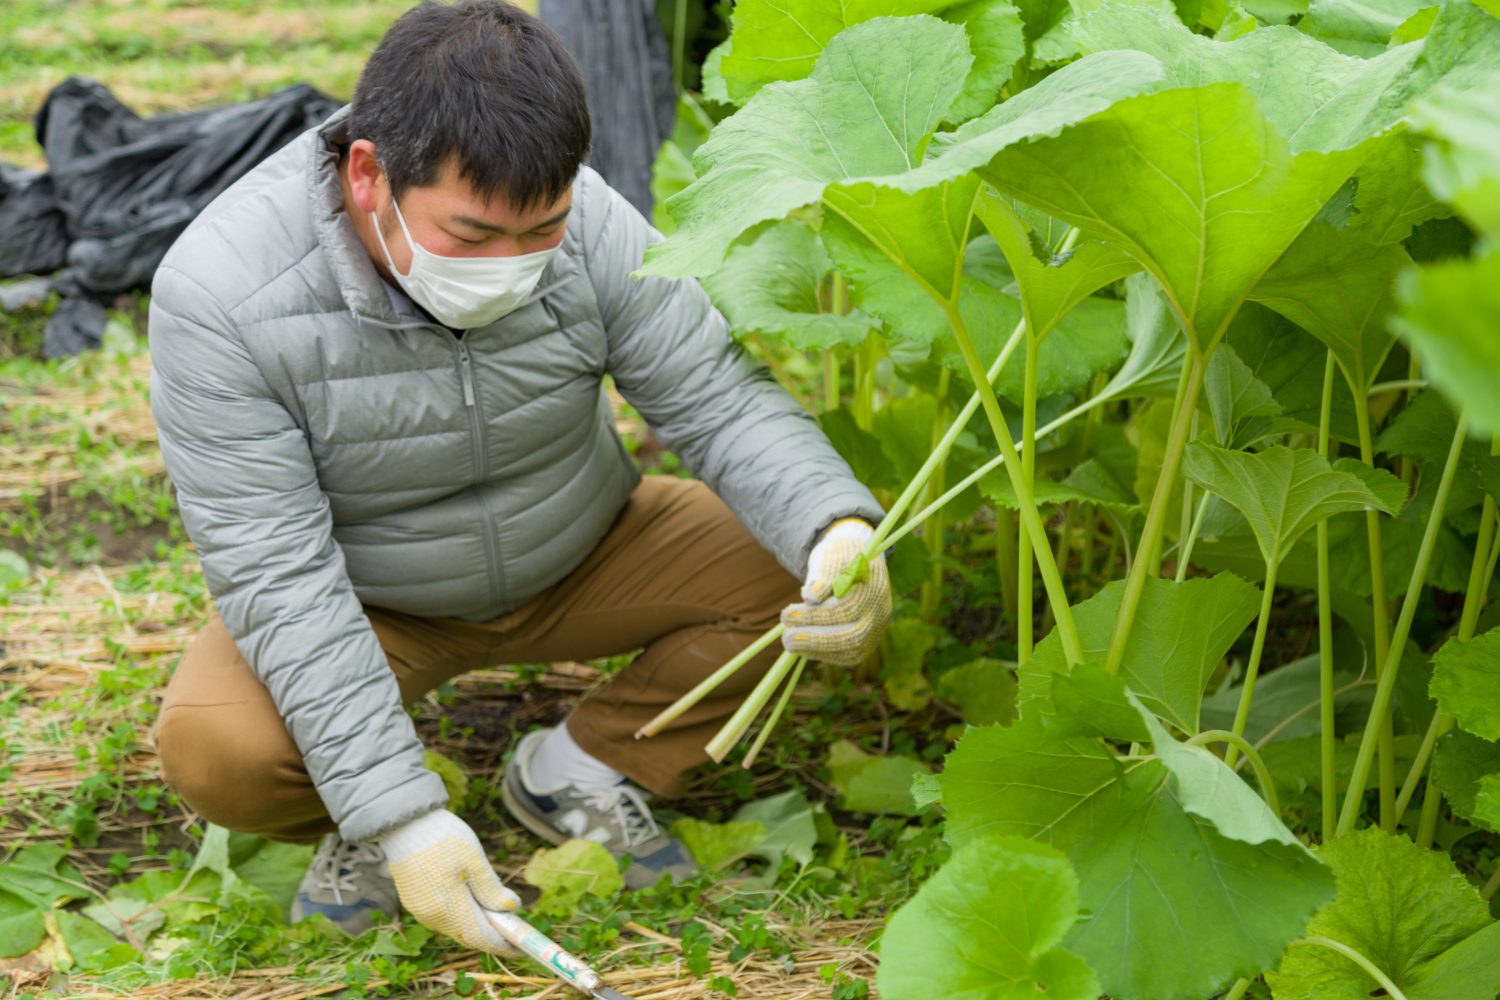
top-left (483, 907), bottom-right (602, 993)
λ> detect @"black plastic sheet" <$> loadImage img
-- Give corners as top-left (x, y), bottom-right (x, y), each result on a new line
top-left (0, 77), bottom-right (339, 357)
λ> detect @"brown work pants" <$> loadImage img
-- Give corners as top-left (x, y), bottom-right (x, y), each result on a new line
top-left (153, 476), bottom-right (801, 843)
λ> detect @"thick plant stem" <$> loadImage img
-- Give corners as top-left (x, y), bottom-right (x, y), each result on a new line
top-left (1225, 565), bottom-right (1279, 769)
top-left (823, 351), bottom-right (839, 412)
top-left (1175, 492), bottom-right (1211, 584)
top-left (852, 337), bottom-right (879, 431)
top-left (1220, 979), bottom-right (1252, 1000)
top-left (1018, 334), bottom-right (1040, 662)
top-left (920, 371), bottom-right (952, 624)
top-left (942, 302), bottom-right (1082, 664)
top-left (742, 656), bottom-right (806, 768)
top-left (1316, 352), bottom-right (1338, 843)
top-left (1399, 483), bottom-right (1499, 827)
top-left (996, 510), bottom-right (1019, 621)
top-left (1484, 863), bottom-right (1500, 901)
top-left (1337, 411), bottom-right (1468, 836)
top-left (636, 626), bottom-right (785, 738)
top-left (705, 649), bottom-right (800, 762)
top-left (641, 321), bottom-right (1029, 751)
top-left (1353, 397), bottom-right (1396, 830)
top-left (1297, 937), bottom-right (1409, 1000)
top-left (1103, 350), bottom-right (1209, 675)
top-left (1186, 730), bottom-right (1281, 816)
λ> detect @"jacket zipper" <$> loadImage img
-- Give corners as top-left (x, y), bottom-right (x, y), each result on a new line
top-left (454, 339), bottom-right (504, 609)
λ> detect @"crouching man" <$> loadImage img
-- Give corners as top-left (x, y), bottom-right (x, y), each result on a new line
top-left (146, 0), bottom-right (889, 955)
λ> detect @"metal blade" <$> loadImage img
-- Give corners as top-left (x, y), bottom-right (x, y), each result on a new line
top-left (592, 989), bottom-right (638, 1000)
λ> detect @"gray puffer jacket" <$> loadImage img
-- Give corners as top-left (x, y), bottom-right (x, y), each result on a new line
top-left (147, 105), bottom-right (883, 841)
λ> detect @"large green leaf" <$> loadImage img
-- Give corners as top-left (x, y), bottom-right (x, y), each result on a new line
top-left (1430, 626), bottom-right (1500, 741)
top-left (641, 14), bottom-right (1163, 279)
top-left (1343, 131), bottom-right (1448, 246)
top-left (718, 0), bottom-right (953, 101)
top-left (941, 0), bottom-right (1028, 124)
top-left (669, 818), bottom-right (768, 870)
top-left (1377, 389), bottom-right (1500, 515)
top-left (731, 790), bottom-right (819, 869)
top-left (1392, 247), bottom-right (1500, 438)
top-left (644, 17), bottom-right (971, 278)
top-left (1182, 443), bottom-right (1407, 567)
top-left (717, 0), bottom-right (1024, 119)
top-left (1249, 222), bottom-right (1408, 391)
top-left (1070, 2), bottom-right (1491, 152)
top-left (827, 740), bottom-right (932, 815)
top-left (972, 188), bottom-right (1140, 340)
top-left (523, 840), bottom-right (624, 915)
top-left (700, 220), bottom-right (873, 349)
top-left (0, 845), bottom-right (90, 959)
top-left (980, 82), bottom-right (1369, 346)
top-left (878, 837), bottom-right (1100, 1000)
top-left (1022, 573), bottom-right (1265, 733)
top-left (1408, 72), bottom-right (1500, 239)
top-left (1095, 273), bottom-right (1189, 403)
top-left (1267, 828), bottom-right (1500, 1000)
top-left (1431, 729), bottom-right (1500, 832)
top-left (942, 705), bottom-right (1332, 1000)
top-left (1203, 342), bottom-right (1282, 449)
top-left (1299, 0), bottom-right (1435, 54)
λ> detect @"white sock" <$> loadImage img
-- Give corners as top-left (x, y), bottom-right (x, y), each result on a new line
top-left (525, 722), bottom-right (625, 793)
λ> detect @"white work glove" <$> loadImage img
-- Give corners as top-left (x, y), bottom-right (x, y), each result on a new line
top-left (377, 808), bottom-right (523, 956)
top-left (780, 518), bottom-right (892, 666)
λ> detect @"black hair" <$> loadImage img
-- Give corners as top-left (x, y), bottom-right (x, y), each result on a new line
top-left (349, 0), bottom-right (591, 210)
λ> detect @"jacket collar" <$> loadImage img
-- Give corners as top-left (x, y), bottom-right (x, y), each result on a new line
top-left (306, 104), bottom-right (579, 332)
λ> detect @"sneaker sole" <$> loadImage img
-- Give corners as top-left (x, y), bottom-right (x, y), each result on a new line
top-left (500, 777), bottom-right (571, 848)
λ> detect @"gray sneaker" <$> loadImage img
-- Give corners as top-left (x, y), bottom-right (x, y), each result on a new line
top-left (290, 834), bottom-right (400, 934)
top-left (501, 728), bottom-right (698, 889)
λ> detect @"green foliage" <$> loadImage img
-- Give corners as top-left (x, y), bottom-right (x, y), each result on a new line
top-left (1182, 443), bottom-right (1407, 567)
top-left (423, 750), bottom-right (470, 811)
top-left (522, 840), bottom-right (625, 916)
top-left (827, 740), bottom-right (932, 815)
top-left (940, 683), bottom-right (1334, 1000)
top-left (878, 837), bottom-right (1098, 999)
top-left (669, 819), bottom-right (769, 870)
top-left (1429, 625), bottom-right (1500, 741)
top-left (1267, 829), bottom-right (1500, 1000)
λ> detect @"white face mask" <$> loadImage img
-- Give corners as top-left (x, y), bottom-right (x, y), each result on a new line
top-left (372, 192), bottom-right (559, 329)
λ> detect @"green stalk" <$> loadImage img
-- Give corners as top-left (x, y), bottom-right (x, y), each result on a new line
top-left (1175, 492), bottom-right (1211, 584)
top-left (1224, 562), bottom-right (1279, 769)
top-left (741, 656), bottom-right (807, 768)
top-left (1296, 938), bottom-right (1409, 1000)
top-left (920, 371), bottom-right (952, 624)
top-left (1186, 730), bottom-right (1281, 816)
top-left (1403, 472), bottom-right (1499, 828)
top-left (635, 625), bottom-right (785, 738)
top-left (996, 510), bottom-right (1020, 621)
top-left (1040, 504), bottom-right (1074, 636)
top-left (942, 301), bottom-right (1083, 664)
top-left (705, 649), bottom-right (800, 762)
top-left (1484, 863), bottom-right (1500, 902)
top-left (1337, 411), bottom-right (1468, 836)
top-left (1102, 349), bottom-right (1209, 675)
top-left (1221, 979), bottom-right (1252, 1000)
top-left (823, 351), bottom-right (840, 412)
top-left (1316, 351), bottom-right (1337, 843)
top-left (885, 394), bottom-right (1107, 552)
top-left (641, 321), bottom-right (1029, 750)
top-left (1353, 395), bottom-right (1396, 829)
top-left (1018, 331), bottom-right (1040, 662)
top-left (853, 337), bottom-right (878, 431)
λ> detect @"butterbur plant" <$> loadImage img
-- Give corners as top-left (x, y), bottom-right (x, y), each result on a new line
top-left (639, 0), bottom-right (1500, 996)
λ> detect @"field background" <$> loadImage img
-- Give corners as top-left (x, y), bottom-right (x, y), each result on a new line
top-left (0, 2), bottom-right (895, 997)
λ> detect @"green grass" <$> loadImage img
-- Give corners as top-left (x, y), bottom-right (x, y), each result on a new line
top-left (0, 0), bottom-right (413, 168)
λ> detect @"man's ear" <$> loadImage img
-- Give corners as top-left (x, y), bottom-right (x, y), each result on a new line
top-left (346, 139), bottom-right (386, 215)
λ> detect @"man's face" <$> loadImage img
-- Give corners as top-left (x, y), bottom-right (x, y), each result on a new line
top-left (346, 139), bottom-right (571, 277)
